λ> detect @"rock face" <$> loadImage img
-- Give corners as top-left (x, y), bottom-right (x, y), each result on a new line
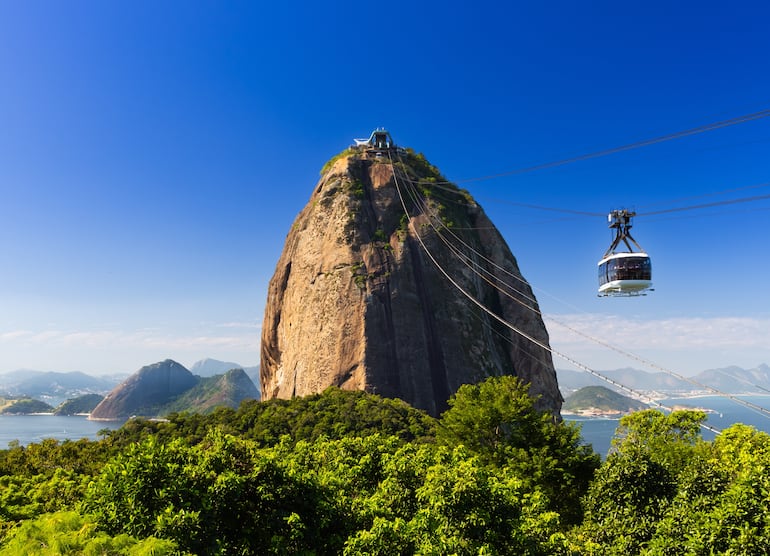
top-left (89, 359), bottom-right (199, 420)
top-left (260, 148), bottom-right (562, 416)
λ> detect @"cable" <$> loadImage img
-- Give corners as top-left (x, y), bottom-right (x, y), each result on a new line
top-left (391, 151), bottom-right (770, 424)
top-left (637, 181), bottom-right (770, 211)
top-left (388, 150), bottom-right (721, 435)
top-left (639, 189), bottom-right (770, 216)
top-left (451, 108), bottom-right (770, 185)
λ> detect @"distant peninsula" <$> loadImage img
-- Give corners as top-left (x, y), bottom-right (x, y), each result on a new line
top-left (562, 386), bottom-right (648, 417)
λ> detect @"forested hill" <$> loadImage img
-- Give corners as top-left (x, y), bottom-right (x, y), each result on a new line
top-left (563, 386), bottom-right (648, 415)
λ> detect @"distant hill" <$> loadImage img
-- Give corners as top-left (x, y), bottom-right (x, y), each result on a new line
top-left (190, 358), bottom-right (243, 377)
top-left (159, 368), bottom-right (260, 415)
top-left (89, 359), bottom-right (260, 420)
top-left (190, 359), bottom-right (260, 394)
top-left (90, 360), bottom-right (199, 420)
top-left (1, 398), bottom-right (55, 415)
top-left (557, 364), bottom-right (770, 397)
top-left (0, 370), bottom-right (119, 406)
top-left (54, 394), bottom-right (105, 415)
top-left (692, 364), bottom-right (770, 393)
top-left (563, 386), bottom-right (647, 415)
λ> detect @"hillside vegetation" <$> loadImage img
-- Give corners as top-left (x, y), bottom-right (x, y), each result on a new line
top-left (0, 398), bottom-right (54, 415)
top-left (54, 394), bottom-right (104, 416)
top-left (0, 376), bottom-right (768, 554)
top-left (564, 385), bottom-right (647, 414)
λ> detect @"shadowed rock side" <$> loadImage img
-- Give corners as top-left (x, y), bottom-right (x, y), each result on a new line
top-left (260, 150), bottom-right (561, 416)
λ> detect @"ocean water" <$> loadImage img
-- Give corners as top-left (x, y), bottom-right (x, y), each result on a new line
top-left (568, 395), bottom-right (770, 457)
top-left (0, 415), bottom-right (124, 447)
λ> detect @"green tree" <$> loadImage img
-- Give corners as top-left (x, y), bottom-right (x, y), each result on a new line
top-left (580, 444), bottom-right (676, 555)
top-left (437, 376), bottom-right (599, 524)
top-left (84, 432), bottom-right (340, 555)
top-left (644, 424), bottom-right (770, 555)
top-left (343, 444), bottom-right (569, 555)
top-left (576, 409), bottom-right (711, 555)
top-left (0, 511), bottom-right (184, 555)
top-left (610, 408), bottom-right (707, 476)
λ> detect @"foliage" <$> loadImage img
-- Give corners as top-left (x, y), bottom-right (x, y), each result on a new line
top-left (0, 437), bottom-right (113, 477)
top-left (576, 410), bottom-right (706, 553)
top-left (104, 387), bottom-right (437, 449)
top-left (320, 147), bottom-right (356, 175)
top-left (84, 430), bottom-right (570, 555)
top-left (85, 432), bottom-right (353, 554)
top-left (5, 377), bottom-right (770, 555)
top-left (342, 443), bottom-right (570, 555)
top-left (437, 376), bottom-right (600, 525)
top-left (574, 410), bottom-right (770, 555)
top-left (644, 424), bottom-right (770, 555)
top-left (610, 408), bottom-right (707, 475)
top-left (579, 444), bottom-right (676, 554)
top-left (0, 511), bottom-right (183, 555)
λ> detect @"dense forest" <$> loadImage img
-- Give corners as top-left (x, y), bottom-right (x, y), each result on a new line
top-left (0, 376), bottom-right (768, 554)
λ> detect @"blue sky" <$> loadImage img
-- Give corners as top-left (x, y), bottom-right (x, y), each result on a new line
top-left (1, 1), bottom-right (769, 376)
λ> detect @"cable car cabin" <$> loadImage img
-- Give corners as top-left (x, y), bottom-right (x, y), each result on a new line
top-left (597, 252), bottom-right (652, 296)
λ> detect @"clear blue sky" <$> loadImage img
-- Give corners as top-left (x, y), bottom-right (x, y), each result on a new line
top-left (1, 1), bottom-right (769, 376)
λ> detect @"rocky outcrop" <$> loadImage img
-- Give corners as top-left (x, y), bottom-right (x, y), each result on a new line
top-left (89, 359), bottom-right (199, 420)
top-left (260, 148), bottom-right (561, 416)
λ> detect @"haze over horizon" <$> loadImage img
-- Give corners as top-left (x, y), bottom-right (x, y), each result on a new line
top-left (2, 2), bottom-right (769, 378)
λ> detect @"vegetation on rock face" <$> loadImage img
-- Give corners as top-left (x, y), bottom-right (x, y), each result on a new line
top-left (320, 147), bottom-right (357, 175)
top-left (1, 378), bottom-right (769, 554)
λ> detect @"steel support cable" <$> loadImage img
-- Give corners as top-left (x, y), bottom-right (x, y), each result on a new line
top-left (638, 189), bottom-right (770, 217)
top-left (448, 108), bottom-right (770, 185)
top-left (393, 170), bottom-right (605, 217)
top-left (637, 181), bottom-right (770, 211)
top-left (398, 157), bottom-right (770, 220)
top-left (392, 151), bottom-right (541, 295)
top-left (393, 166), bottom-right (525, 295)
top-left (395, 158), bottom-right (602, 335)
top-left (388, 152), bottom-right (721, 435)
top-left (405, 175), bottom-right (770, 422)
top-left (391, 155), bottom-right (770, 425)
top-left (405, 178), bottom-right (770, 422)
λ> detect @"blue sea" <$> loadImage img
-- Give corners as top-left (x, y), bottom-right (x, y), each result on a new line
top-left (0, 415), bottom-right (124, 447)
top-left (568, 395), bottom-right (770, 457)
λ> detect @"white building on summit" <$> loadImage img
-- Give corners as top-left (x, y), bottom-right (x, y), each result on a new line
top-left (353, 128), bottom-right (395, 150)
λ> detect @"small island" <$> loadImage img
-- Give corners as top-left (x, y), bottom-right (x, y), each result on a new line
top-left (562, 386), bottom-right (648, 417)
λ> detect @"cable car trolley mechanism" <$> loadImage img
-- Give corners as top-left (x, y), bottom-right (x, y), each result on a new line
top-left (597, 209), bottom-right (653, 297)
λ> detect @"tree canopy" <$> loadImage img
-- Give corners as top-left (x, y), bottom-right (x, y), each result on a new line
top-left (1, 378), bottom-right (769, 554)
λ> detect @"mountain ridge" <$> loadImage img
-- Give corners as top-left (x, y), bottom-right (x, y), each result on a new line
top-left (89, 359), bottom-right (259, 420)
top-left (557, 363), bottom-right (770, 396)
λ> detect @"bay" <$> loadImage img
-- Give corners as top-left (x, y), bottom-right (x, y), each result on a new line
top-left (568, 394), bottom-right (770, 458)
top-left (0, 415), bottom-right (124, 447)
